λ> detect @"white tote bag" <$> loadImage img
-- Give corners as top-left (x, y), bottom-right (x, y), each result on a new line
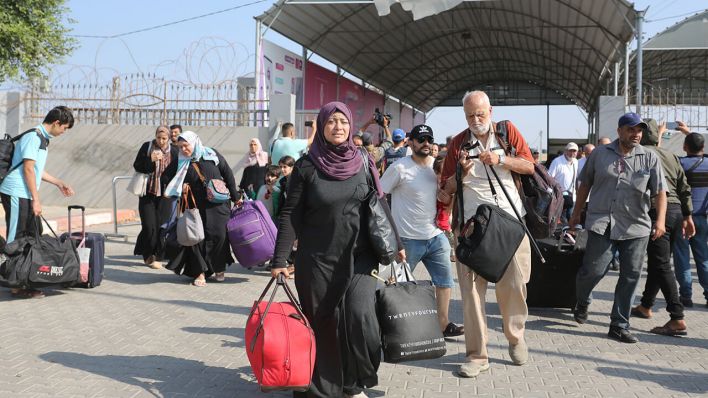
top-left (126, 172), bottom-right (149, 196)
top-left (127, 141), bottom-right (153, 197)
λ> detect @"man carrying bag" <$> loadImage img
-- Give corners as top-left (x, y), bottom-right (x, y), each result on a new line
top-left (436, 91), bottom-right (535, 378)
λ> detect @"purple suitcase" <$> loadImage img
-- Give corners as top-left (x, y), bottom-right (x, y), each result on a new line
top-left (227, 199), bottom-right (277, 268)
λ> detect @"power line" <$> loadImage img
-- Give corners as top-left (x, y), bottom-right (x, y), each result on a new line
top-left (646, 8), bottom-right (706, 23)
top-left (69, 0), bottom-right (267, 39)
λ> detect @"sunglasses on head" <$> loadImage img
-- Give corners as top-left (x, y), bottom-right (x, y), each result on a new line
top-left (415, 136), bottom-right (434, 144)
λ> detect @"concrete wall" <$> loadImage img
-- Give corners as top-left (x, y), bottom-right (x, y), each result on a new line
top-left (0, 92), bottom-right (22, 136)
top-left (24, 124), bottom-right (270, 210)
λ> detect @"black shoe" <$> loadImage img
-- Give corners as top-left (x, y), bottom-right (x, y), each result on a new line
top-left (680, 297), bottom-right (694, 308)
top-left (443, 322), bottom-right (464, 337)
top-left (608, 326), bottom-right (639, 343)
top-left (573, 304), bottom-right (588, 324)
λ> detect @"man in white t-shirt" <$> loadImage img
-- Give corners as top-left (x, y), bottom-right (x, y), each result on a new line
top-left (380, 124), bottom-right (464, 338)
top-left (548, 142), bottom-right (579, 222)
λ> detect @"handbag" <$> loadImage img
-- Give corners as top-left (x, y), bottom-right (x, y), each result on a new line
top-left (360, 149), bottom-right (398, 265)
top-left (176, 186), bottom-right (205, 247)
top-left (246, 274), bottom-right (315, 392)
top-left (376, 261), bottom-right (447, 363)
top-left (193, 163), bottom-right (231, 204)
top-left (455, 162), bottom-right (526, 283)
top-left (0, 216), bottom-right (80, 288)
top-left (127, 172), bottom-right (149, 196)
top-left (127, 141), bottom-right (153, 196)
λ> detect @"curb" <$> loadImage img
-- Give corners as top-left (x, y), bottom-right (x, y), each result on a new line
top-left (0, 209), bottom-right (139, 238)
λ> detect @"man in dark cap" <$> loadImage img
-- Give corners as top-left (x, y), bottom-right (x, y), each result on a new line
top-left (569, 112), bottom-right (668, 343)
top-left (380, 124), bottom-right (464, 341)
top-left (631, 119), bottom-right (693, 336)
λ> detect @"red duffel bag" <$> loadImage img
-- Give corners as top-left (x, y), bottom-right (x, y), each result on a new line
top-left (245, 274), bottom-right (316, 392)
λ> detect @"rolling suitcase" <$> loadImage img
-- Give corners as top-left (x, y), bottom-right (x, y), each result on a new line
top-left (60, 205), bottom-right (105, 288)
top-left (526, 230), bottom-right (586, 309)
top-left (227, 199), bottom-right (277, 268)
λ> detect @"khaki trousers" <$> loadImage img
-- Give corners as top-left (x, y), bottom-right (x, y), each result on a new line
top-left (455, 235), bottom-right (531, 364)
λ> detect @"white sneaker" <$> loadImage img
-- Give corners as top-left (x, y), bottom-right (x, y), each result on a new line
top-left (457, 361), bottom-right (490, 378)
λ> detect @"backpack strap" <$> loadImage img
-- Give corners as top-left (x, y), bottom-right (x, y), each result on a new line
top-left (492, 120), bottom-right (524, 195)
top-left (8, 128), bottom-right (45, 173)
top-left (686, 156), bottom-right (705, 173)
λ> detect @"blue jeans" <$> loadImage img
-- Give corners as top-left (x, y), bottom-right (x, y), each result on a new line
top-left (576, 229), bottom-right (649, 329)
top-left (401, 233), bottom-right (455, 288)
top-left (673, 214), bottom-right (708, 301)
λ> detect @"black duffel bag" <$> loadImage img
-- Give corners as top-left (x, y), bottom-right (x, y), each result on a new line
top-left (455, 203), bottom-right (525, 283)
top-left (376, 261), bottom-right (446, 363)
top-left (0, 216), bottom-right (80, 288)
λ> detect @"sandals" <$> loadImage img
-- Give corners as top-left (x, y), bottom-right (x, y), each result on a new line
top-left (214, 272), bottom-right (225, 282)
top-left (192, 278), bottom-right (207, 287)
top-left (443, 322), bottom-right (464, 337)
top-left (11, 288), bottom-right (45, 299)
top-left (650, 322), bottom-right (687, 336)
top-left (631, 306), bottom-right (652, 319)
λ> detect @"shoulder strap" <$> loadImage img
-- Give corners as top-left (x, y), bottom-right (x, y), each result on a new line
top-left (192, 162), bottom-right (206, 183)
top-left (494, 121), bottom-right (515, 156)
top-left (687, 156), bottom-right (705, 173)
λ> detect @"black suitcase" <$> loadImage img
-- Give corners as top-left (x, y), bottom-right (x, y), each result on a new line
top-left (526, 231), bottom-right (585, 309)
top-left (60, 205), bottom-right (105, 288)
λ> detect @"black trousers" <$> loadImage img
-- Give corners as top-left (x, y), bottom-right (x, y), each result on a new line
top-left (640, 204), bottom-right (685, 320)
top-left (294, 250), bottom-right (380, 398)
top-left (1, 193), bottom-right (41, 243)
top-left (134, 194), bottom-right (173, 260)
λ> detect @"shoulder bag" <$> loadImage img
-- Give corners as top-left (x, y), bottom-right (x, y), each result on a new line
top-left (360, 149), bottom-right (398, 265)
top-left (127, 141), bottom-right (152, 197)
top-left (193, 162), bottom-right (231, 204)
top-left (176, 186), bottom-right (205, 247)
top-left (454, 160), bottom-right (526, 283)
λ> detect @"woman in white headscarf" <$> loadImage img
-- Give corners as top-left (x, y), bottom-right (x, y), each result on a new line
top-left (164, 131), bottom-right (240, 286)
top-left (232, 138), bottom-right (269, 199)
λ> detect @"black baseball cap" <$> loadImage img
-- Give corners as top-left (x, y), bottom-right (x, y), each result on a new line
top-left (409, 124), bottom-right (434, 140)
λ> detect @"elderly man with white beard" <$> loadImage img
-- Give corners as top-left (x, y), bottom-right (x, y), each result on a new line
top-left (436, 90), bottom-right (535, 378)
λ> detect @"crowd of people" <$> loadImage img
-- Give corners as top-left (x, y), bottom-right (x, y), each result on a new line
top-left (4, 96), bottom-right (706, 398)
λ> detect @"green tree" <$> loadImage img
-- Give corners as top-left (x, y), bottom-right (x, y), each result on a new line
top-left (0, 0), bottom-right (76, 83)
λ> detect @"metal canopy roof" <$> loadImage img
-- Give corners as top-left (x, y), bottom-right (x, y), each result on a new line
top-left (256, 0), bottom-right (637, 113)
top-left (627, 10), bottom-right (708, 105)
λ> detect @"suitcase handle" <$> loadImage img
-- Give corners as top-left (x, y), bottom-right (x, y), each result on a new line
top-left (67, 205), bottom-right (86, 238)
top-left (248, 274), bottom-right (310, 353)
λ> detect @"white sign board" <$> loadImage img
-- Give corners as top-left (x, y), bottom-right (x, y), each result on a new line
top-left (262, 40), bottom-right (303, 107)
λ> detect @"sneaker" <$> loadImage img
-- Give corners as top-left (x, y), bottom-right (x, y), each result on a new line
top-left (680, 297), bottom-right (694, 308)
top-left (509, 340), bottom-right (528, 365)
top-left (573, 303), bottom-right (589, 324)
top-left (609, 258), bottom-right (619, 271)
top-left (607, 326), bottom-right (639, 343)
top-left (458, 361), bottom-right (490, 378)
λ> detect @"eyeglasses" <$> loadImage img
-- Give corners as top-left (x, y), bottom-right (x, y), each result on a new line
top-left (415, 136), bottom-right (434, 144)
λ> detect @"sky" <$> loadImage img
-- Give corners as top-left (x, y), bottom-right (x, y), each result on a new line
top-left (44, 0), bottom-right (708, 148)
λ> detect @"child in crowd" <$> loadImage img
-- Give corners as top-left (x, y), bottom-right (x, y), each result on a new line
top-left (255, 165), bottom-right (281, 223)
top-left (277, 155), bottom-right (296, 277)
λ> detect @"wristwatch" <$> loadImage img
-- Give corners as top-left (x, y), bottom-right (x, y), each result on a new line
top-left (498, 153), bottom-right (506, 165)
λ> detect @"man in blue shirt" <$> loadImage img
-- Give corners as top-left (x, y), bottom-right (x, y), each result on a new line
top-left (674, 132), bottom-right (708, 308)
top-left (1, 106), bottom-right (75, 298)
top-left (270, 122), bottom-right (315, 165)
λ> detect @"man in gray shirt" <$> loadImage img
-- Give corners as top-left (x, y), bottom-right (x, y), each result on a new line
top-left (569, 112), bottom-right (667, 344)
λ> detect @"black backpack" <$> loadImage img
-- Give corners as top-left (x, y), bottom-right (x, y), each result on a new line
top-left (495, 121), bottom-right (564, 239)
top-left (0, 128), bottom-right (42, 183)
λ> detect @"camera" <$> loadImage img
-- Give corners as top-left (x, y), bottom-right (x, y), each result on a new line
top-left (373, 108), bottom-right (392, 127)
top-left (304, 121), bottom-right (313, 127)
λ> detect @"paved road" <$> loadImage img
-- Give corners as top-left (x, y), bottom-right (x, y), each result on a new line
top-left (0, 223), bottom-right (707, 397)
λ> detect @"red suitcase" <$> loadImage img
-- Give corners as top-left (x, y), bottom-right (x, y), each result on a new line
top-left (245, 275), bottom-right (315, 392)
